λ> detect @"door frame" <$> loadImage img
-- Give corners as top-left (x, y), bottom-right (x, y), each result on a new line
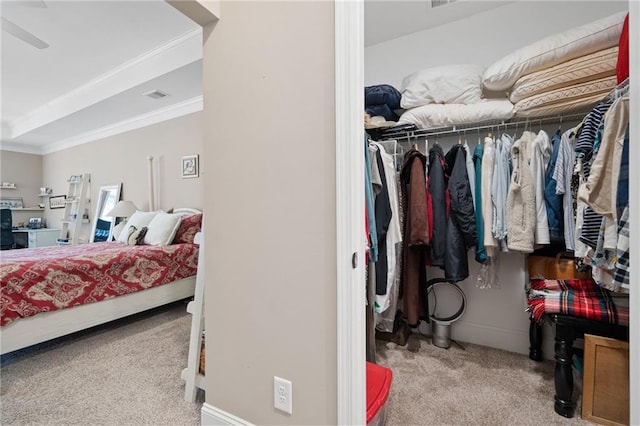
top-left (335, 1), bottom-right (366, 425)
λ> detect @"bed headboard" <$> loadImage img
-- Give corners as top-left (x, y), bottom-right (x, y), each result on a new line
top-left (173, 208), bottom-right (202, 216)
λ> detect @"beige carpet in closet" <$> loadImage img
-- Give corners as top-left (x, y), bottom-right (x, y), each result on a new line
top-left (377, 332), bottom-right (590, 425)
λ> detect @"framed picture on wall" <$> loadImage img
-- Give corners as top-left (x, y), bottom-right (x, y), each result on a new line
top-left (181, 155), bottom-right (199, 178)
top-left (49, 195), bottom-right (67, 209)
top-left (0, 197), bottom-right (24, 209)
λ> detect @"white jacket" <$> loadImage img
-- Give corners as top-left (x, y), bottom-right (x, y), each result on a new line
top-left (530, 130), bottom-right (551, 245)
top-left (481, 136), bottom-right (498, 254)
top-left (507, 131), bottom-right (536, 253)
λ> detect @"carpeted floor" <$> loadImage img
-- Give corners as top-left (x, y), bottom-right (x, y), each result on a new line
top-left (0, 301), bottom-right (203, 426)
top-left (376, 331), bottom-right (590, 425)
top-left (2, 303), bottom-right (592, 425)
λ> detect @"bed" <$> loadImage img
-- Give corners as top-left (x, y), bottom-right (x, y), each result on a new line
top-left (0, 208), bottom-right (202, 355)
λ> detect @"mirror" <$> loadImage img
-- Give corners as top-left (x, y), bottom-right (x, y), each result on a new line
top-left (90, 184), bottom-right (122, 243)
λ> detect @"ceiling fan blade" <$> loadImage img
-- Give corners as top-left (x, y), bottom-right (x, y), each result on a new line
top-left (20, 0), bottom-right (48, 8)
top-left (1, 17), bottom-right (49, 49)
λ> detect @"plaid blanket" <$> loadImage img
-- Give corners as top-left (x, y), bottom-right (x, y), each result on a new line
top-left (527, 279), bottom-right (629, 326)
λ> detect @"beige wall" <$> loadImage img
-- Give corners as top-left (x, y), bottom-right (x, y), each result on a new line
top-left (203, 1), bottom-right (337, 424)
top-left (0, 150), bottom-right (44, 227)
top-left (42, 112), bottom-right (203, 229)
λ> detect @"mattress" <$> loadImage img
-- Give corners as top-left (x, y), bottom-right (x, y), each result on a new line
top-left (510, 47), bottom-right (618, 103)
top-left (484, 12), bottom-right (625, 91)
top-left (514, 75), bottom-right (616, 118)
top-left (0, 242), bottom-right (199, 326)
top-left (397, 99), bottom-right (514, 130)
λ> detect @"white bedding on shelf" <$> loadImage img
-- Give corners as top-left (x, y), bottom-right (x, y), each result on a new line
top-left (397, 99), bottom-right (514, 130)
top-left (510, 46), bottom-right (618, 103)
top-left (514, 75), bottom-right (617, 118)
top-left (400, 64), bottom-right (484, 108)
top-left (483, 11), bottom-right (625, 91)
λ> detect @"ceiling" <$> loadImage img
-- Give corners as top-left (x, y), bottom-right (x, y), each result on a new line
top-left (364, 0), bottom-right (513, 46)
top-left (1, 0), bottom-right (202, 154)
top-left (1, 0), bottom-right (512, 155)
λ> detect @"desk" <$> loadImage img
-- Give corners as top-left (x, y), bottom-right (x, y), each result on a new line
top-left (12, 228), bottom-right (60, 248)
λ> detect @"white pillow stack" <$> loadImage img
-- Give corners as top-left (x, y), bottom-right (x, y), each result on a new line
top-left (116, 210), bottom-right (183, 246)
top-left (483, 12), bottom-right (625, 92)
top-left (481, 12), bottom-right (625, 118)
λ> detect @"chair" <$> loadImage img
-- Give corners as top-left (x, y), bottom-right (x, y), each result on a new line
top-left (0, 208), bottom-right (15, 250)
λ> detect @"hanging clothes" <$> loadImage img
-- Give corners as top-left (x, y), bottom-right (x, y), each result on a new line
top-left (613, 205), bottom-right (630, 293)
top-left (372, 149), bottom-right (393, 296)
top-left (364, 135), bottom-right (378, 262)
top-left (492, 133), bottom-right (514, 251)
top-left (544, 132), bottom-right (564, 240)
top-left (370, 143), bottom-right (403, 313)
top-left (578, 96), bottom-right (629, 219)
top-left (481, 136), bottom-right (498, 256)
top-left (574, 102), bottom-right (612, 249)
top-left (400, 148), bottom-right (429, 327)
top-left (552, 129), bottom-right (578, 252)
top-left (472, 142), bottom-right (487, 264)
top-left (426, 143), bottom-right (448, 268)
top-left (616, 128), bottom-right (629, 220)
top-left (506, 131), bottom-right (536, 253)
top-left (530, 130), bottom-right (551, 245)
top-left (444, 144), bottom-right (477, 282)
top-left (463, 141), bottom-right (476, 207)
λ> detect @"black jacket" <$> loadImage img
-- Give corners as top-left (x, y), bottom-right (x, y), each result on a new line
top-left (444, 145), bottom-right (477, 282)
top-left (427, 144), bottom-right (447, 268)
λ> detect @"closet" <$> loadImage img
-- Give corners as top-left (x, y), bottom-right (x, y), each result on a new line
top-left (364, 0), bottom-right (629, 357)
top-left (365, 2), bottom-right (633, 417)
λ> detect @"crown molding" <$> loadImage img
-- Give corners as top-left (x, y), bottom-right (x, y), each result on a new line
top-left (0, 141), bottom-right (44, 155)
top-left (37, 95), bottom-right (203, 155)
top-left (9, 27), bottom-right (202, 140)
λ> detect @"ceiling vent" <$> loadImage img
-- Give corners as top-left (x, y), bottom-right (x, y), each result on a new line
top-left (143, 90), bottom-right (169, 99)
top-left (431, 0), bottom-right (457, 7)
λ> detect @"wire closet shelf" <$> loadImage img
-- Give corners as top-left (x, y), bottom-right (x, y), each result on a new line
top-left (381, 76), bottom-right (629, 143)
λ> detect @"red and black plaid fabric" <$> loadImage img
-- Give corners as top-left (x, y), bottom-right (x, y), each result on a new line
top-left (527, 279), bottom-right (628, 326)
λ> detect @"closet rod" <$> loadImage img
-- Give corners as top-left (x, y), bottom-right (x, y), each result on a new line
top-left (381, 112), bottom-right (587, 142)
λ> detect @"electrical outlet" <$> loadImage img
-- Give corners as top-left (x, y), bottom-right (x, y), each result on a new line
top-left (274, 376), bottom-right (292, 414)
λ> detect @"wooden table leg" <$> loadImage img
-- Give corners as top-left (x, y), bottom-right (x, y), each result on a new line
top-left (529, 318), bottom-right (543, 361)
top-left (554, 323), bottom-right (576, 417)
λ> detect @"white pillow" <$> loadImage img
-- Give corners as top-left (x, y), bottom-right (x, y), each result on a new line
top-left (397, 99), bottom-right (514, 130)
top-left (483, 12), bottom-right (625, 91)
top-left (117, 211), bottom-right (158, 243)
top-left (143, 212), bottom-right (182, 246)
top-left (401, 64), bottom-right (484, 108)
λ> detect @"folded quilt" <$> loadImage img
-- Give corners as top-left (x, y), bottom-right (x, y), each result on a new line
top-left (527, 279), bottom-right (628, 326)
top-left (510, 46), bottom-right (618, 103)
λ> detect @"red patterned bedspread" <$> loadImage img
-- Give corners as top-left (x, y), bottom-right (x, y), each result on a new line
top-left (0, 242), bottom-right (198, 326)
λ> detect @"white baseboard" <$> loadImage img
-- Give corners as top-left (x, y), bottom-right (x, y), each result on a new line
top-left (201, 403), bottom-right (254, 426)
top-left (451, 320), bottom-right (555, 360)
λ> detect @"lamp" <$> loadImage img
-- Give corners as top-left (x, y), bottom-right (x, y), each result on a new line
top-left (107, 200), bottom-right (138, 219)
top-left (107, 201), bottom-right (138, 241)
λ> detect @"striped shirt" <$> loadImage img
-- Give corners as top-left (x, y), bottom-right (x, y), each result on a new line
top-left (613, 205), bottom-right (630, 293)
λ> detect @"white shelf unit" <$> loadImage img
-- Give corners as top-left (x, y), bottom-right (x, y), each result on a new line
top-left (181, 231), bottom-right (206, 401)
top-left (0, 184), bottom-right (17, 189)
top-left (59, 174), bottom-right (91, 245)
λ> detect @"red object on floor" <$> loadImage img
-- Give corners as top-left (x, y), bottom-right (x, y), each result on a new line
top-left (366, 362), bottom-right (392, 424)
